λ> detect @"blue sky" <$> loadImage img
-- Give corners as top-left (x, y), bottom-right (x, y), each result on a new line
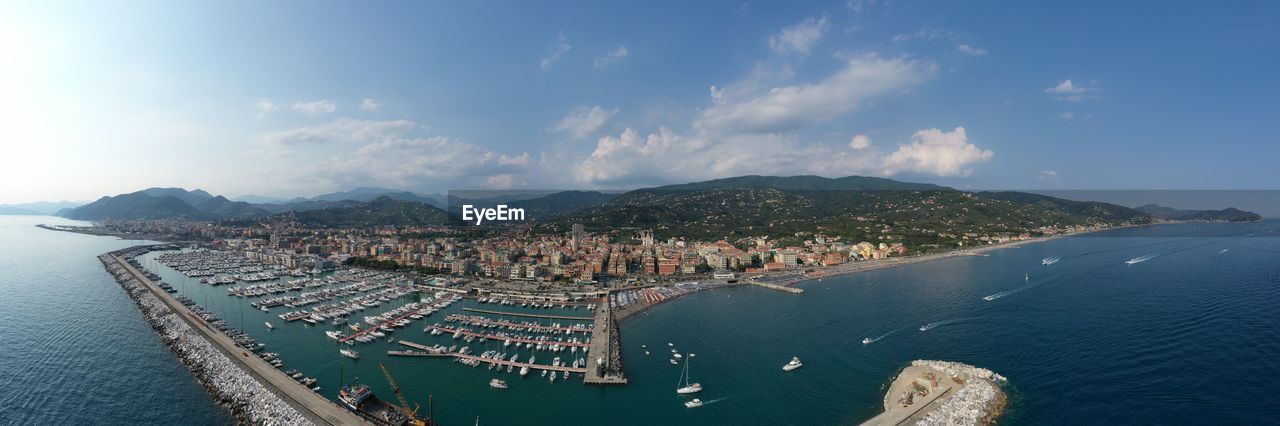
top-left (2, 1), bottom-right (1278, 203)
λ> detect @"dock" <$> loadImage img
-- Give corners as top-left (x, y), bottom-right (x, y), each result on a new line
top-left (445, 314), bottom-right (591, 334)
top-left (462, 308), bottom-right (593, 321)
top-left (583, 297), bottom-right (627, 385)
top-left (432, 325), bottom-right (590, 348)
top-left (746, 280), bottom-right (805, 294)
top-left (390, 341), bottom-right (588, 373)
top-left (111, 254), bottom-right (369, 425)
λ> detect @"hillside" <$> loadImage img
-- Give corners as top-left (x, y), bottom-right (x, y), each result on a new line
top-left (1136, 204), bottom-right (1262, 222)
top-left (279, 196), bottom-right (451, 227)
top-left (61, 188), bottom-right (266, 221)
top-left (649, 175), bottom-right (949, 191)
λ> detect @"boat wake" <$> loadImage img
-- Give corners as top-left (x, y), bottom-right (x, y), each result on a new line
top-left (1041, 255), bottom-right (1061, 266)
top-left (1125, 254), bottom-right (1158, 265)
top-left (1218, 249), bottom-right (1229, 254)
top-left (982, 274), bottom-right (1061, 301)
top-left (863, 328), bottom-right (901, 344)
top-left (702, 397), bottom-right (729, 406)
top-left (919, 317), bottom-right (976, 332)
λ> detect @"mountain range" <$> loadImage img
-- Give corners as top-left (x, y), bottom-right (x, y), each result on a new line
top-left (52, 176), bottom-right (1262, 234)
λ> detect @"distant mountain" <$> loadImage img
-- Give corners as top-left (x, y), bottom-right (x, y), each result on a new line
top-left (278, 196), bottom-right (450, 227)
top-left (61, 188), bottom-right (266, 221)
top-left (1136, 204), bottom-right (1262, 222)
top-left (256, 199), bottom-right (365, 214)
top-left (310, 187), bottom-right (446, 207)
top-left (140, 187), bottom-right (213, 205)
top-left (232, 194), bottom-right (288, 204)
top-left (63, 192), bottom-right (205, 221)
top-left (0, 201), bottom-right (83, 215)
top-left (977, 192), bottom-right (1149, 224)
top-left (649, 175), bottom-right (950, 192)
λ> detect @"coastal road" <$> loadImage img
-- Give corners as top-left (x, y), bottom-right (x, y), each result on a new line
top-left (113, 254), bottom-right (371, 425)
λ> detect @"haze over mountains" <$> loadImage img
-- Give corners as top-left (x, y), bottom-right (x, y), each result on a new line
top-left (48, 176), bottom-right (1262, 231)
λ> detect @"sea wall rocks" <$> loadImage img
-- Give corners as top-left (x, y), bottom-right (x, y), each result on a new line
top-left (911, 360), bottom-right (1007, 426)
top-left (100, 252), bottom-right (313, 426)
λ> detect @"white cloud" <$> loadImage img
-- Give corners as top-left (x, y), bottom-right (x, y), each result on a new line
top-left (291, 99), bottom-right (337, 115)
top-left (255, 99), bottom-right (277, 118)
top-left (769, 16), bottom-right (829, 55)
top-left (1045, 79), bottom-right (1100, 102)
top-left (1040, 170), bottom-right (1059, 179)
top-left (881, 127), bottom-right (992, 176)
top-left (696, 54), bottom-right (937, 134)
top-left (552, 106), bottom-right (617, 140)
top-left (540, 34), bottom-right (572, 71)
top-left (1057, 112), bottom-right (1075, 120)
top-left (360, 98), bottom-right (381, 111)
top-left (262, 118), bottom-right (417, 145)
top-left (593, 46), bottom-right (629, 69)
top-left (574, 127), bottom-right (994, 185)
top-left (850, 134), bottom-right (872, 150)
top-left (957, 44), bottom-right (988, 56)
top-left (892, 28), bottom-right (954, 43)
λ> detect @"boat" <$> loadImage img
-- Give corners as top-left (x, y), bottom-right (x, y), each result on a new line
top-left (338, 383), bottom-right (415, 425)
top-left (489, 378), bottom-right (508, 389)
top-left (670, 358), bottom-right (679, 365)
top-left (783, 356), bottom-right (803, 371)
top-left (326, 330), bottom-right (343, 340)
top-left (675, 354), bottom-right (702, 394)
top-left (684, 398), bottom-right (703, 408)
top-left (340, 348), bottom-right (360, 359)
top-left (519, 365), bottom-right (529, 376)
top-left (1025, 270), bottom-right (1029, 281)
top-left (265, 322), bottom-right (275, 330)
top-left (862, 337), bottom-right (873, 344)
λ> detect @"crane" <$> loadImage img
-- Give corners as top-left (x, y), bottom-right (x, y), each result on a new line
top-left (378, 363), bottom-right (433, 426)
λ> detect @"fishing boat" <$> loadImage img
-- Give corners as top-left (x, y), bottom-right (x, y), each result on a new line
top-left (783, 356), bottom-right (803, 371)
top-left (675, 354), bottom-right (702, 394)
top-left (684, 398), bottom-right (703, 408)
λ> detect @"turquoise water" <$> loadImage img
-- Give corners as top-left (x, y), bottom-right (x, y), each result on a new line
top-left (6, 217), bottom-right (1280, 424)
top-left (0, 216), bottom-right (229, 425)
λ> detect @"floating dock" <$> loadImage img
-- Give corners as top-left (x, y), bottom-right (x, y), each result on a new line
top-left (462, 308), bottom-right (593, 321)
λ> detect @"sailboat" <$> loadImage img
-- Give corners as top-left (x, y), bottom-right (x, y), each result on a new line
top-left (1025, 270), bottom-right (1029, 281)
top-left (675, 353), bottom-right (702, 394)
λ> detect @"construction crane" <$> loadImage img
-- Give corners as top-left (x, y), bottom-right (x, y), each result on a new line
top-left (378, 362), bottom-right (432, 426)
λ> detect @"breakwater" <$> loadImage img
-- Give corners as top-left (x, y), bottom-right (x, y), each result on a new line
top-left (863, 360), bottom-right (1007, 426)
top-left (99, 249), bottom-right (315, 425)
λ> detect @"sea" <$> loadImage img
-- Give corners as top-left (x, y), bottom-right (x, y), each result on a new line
top-left (2, 215), bottom-right (1279, 425)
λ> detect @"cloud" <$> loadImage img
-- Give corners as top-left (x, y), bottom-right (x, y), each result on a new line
top-left (881, 127), bottom-right (992, 176)
top-left (1039, 170), bottom-right (1059, 179)
top-left (1045, 79), bottom-right (1100, 102)
top-left (255, 99), bottom-right (277, 118)
top-left (574, 127), bottom-right (994, 185)
top-left (593, 46), bottom-right (629, 69)
top-left (552, 106), bottom-right (618, 140)
top-left (769, 16), bottom-right (829, 55)
top-left (540, 34), bottom-right (572, 71)
top-left (696, 54), bottom-right (937, 134)
top-left (1057, 111), bottom-right (1075, 120)
top-left (360, 98), bottom-right (381, 111)
top-left (291, 99), bottom-right (337, 115)
top-left (262, 117), bottom-right (417, 145)
top-left (892, 28), bottom-right (954, 43)
top-left (957, 44), bottom-right (988, 56)
top-left (850, 134), bottom-right (872, 150)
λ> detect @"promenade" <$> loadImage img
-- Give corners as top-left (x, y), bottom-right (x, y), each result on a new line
top-left (113, 254), bottom-right (368, 425)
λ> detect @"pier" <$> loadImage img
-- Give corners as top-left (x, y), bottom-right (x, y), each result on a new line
top-left (444, 314), bottom-right (591, 334)
top-left (431, 325), bottom-right (590, 348)
top-left (462, 308), bottom-right (593, 321)
top-left (390, 341), bottom-right (588, 373)
top-left (583, 297), bottom-right (627, 385)
top-left (111, 254), bottom-right (368, 425)
top-left (745, 280), bottom-right (805, 294)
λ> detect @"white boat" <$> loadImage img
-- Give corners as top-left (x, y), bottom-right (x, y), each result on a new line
top-left (862, 337), bottom-right (873, 345)
top-left (684, 398), bottom-right (703, 408)
top-left (265, 322), bottom-right (275, 330)
top-left (783, 356), bottom-right (803, 371)
top-left (675, 354), bottom-right (702, 394)
top-left (340, 348), bottom-right (359, 359)
top-left (326, 330), bottom-right (343, 340)
top-left (670, 358), bottom-right (679, 365)
top-left (489, 378), bottom-right (508, 389)
top-left (519, 365), bottom-right (529, 376)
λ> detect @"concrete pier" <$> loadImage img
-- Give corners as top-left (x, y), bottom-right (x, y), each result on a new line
top-left (745, 280), bottom-right (805, 294)
top-left (462, 307), bottom-right (593, 321)
top-left (583, 297), bottom-right (627, 385)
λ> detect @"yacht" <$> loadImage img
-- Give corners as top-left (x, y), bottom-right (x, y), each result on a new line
top-left (675, 354), bottom-right (702, 394)
top-left (340, 348), bottom-right (360, 359)
top-left (783, 356), bottom-right (803, 371)
top-left (489, 379), bottom-right (508, 389)
top-left (265, 322), bottom-right (275, 330)
top-left (326, 330), bottom-right (343, 340)
top-left (862, 337), bottom-right (873, 345)
top-left (684, 398), bottom-right (703, 408)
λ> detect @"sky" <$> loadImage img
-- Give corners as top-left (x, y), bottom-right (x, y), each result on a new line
top-left (2, 1), bottom-right (1279, 204)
